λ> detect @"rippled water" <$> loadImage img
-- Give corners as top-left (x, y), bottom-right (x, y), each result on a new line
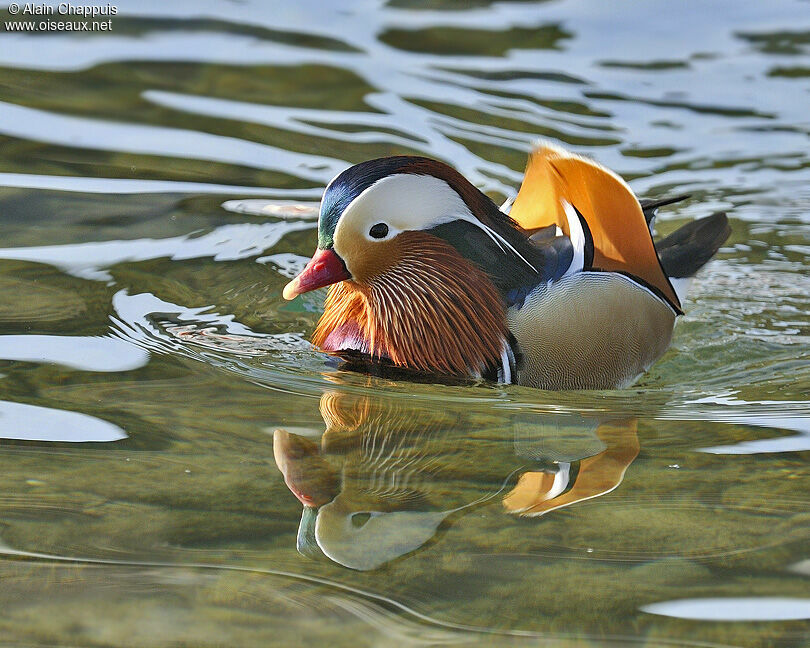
top-left (1, 1), bottom-right (809, 646)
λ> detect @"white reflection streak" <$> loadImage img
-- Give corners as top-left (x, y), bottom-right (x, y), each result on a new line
top-left (674, 393), bottom-right (810, 455)
top-left (641, 597), bottom-right (810, 621)
top-left (0, 220), bottom-right (313, 281)
top-left (0, 172), bottom-right (323, 198)
top-left (0, 401), bottom-right (127, 442)
top-left (698, 426), bottom-right (810, 455)
top-left (0, 335), bottom-right (148, 372)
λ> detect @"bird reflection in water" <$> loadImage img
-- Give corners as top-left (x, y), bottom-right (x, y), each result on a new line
top-left (273, 391), bottom-right (638, 570)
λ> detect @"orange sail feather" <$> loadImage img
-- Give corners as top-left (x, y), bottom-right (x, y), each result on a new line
top-left (509, 143), bottom-right (681, 310)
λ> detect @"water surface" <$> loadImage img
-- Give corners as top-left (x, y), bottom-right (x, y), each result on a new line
top-left (0, 1), bottom-right (809, 646)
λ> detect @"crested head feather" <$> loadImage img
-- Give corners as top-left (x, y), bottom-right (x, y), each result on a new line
top-left (319, 155), bottom-right (523, 250)
top-left (312, 231), bottom-right (507, 376)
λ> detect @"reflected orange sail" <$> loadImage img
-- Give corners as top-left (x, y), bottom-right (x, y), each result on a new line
top-left (503, 420), bottom-right (639, 517)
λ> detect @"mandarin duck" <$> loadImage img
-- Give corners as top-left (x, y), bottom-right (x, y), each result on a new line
top-left (283, 143), bottom-right (730, 389)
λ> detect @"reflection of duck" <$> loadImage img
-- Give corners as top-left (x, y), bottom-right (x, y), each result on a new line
top-left (273, 391), bottom-right (639, 570)
top-left (283, 143), bottom-right (730, 389)
top-left (275, 393), bottom-right (469, 570)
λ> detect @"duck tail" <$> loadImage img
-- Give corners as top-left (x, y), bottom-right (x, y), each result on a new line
top-left (639, 194), bottom-right (691, 231)
top-left (656, 212), bottom-right (731, 278)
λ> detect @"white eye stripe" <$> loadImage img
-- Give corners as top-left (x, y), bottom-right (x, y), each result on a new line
top-left (338, 174), bottom-right (468, 234)
top-left (333, 173), bottom-right (536, 272)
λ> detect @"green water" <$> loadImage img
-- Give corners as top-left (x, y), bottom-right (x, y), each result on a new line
top-left (0, 1), bottom-right (809, 646)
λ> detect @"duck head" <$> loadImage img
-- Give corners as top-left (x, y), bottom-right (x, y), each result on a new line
top-left (283, 156), bottom-right (551, 377)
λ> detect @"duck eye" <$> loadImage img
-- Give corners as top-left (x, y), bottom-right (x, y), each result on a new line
top-left (369, 222), bottom-right (389, 239)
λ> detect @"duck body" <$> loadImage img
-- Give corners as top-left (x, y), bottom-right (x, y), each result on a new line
top-left (507, 271), bottom-right (676, 389)
top-left (283, 143), bottom-right (730, 390)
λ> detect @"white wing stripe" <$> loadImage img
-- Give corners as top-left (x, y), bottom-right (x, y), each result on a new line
top-left (562, 199), bottom-right (584, 276)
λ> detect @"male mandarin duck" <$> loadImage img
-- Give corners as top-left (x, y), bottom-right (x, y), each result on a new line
top-left (283, 142), bottom-right (730, 389)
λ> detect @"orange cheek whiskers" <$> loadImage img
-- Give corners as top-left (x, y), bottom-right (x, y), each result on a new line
top-left (312, 233), bottom-right (507, 377)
